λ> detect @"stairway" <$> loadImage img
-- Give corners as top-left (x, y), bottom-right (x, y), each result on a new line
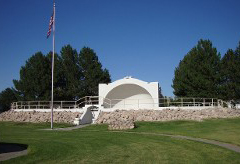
top-left (73, 105), bottom-right (101, 125)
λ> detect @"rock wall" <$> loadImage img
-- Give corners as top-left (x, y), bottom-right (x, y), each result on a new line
top-left (1, 108), bottom-right (240, 128)
top-left (0, 110), bottom-right (82, 124)
top-left (96, 108), bottom-right (240, 130)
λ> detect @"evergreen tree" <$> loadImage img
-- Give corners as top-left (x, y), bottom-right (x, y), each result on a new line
top-left (79, 47), bottom-right (111, 96)
top-left (220, 42), bottom-right (240, 100)
top-left (158, 86), bottom-right (164, 98)
top-left (0, 88), bottom-right (17, 112)
top-left (172, 39), bottom-right (221, 98)
top-left (13, 52), bottom-right (52, 101)
top-left (12, 46), bottom-right (111, 102)
top-left (60, 45), bottom-right (82, 100)
top-left (46, 52), bottom-right (66, 100)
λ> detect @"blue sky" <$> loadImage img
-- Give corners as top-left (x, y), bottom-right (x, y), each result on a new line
top-left (0, 0), bottom-right (239, 97)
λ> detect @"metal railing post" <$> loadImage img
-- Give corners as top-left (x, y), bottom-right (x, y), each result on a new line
top-left (193, 98), bottom-right (195, 106)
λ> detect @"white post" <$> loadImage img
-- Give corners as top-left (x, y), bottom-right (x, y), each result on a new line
top-left (51, 1), bottom-right (56, 129)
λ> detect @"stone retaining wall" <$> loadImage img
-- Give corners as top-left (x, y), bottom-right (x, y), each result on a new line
top-left (96, 108), bottom-right (240, 130)
top-left (0, 110), bottom-right (82, 124)
top-left (1, 108), bottom-right (240, 128)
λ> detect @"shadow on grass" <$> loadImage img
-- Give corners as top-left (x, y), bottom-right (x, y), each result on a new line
top-left (0, 142), bottom-right (28, 154)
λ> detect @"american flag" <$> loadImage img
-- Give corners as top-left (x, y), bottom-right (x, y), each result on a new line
top-left (47, 13), bottom-right (54, 38)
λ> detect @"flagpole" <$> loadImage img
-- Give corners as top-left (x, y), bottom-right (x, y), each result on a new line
top-left (51, 1), bottom-right (56, 129)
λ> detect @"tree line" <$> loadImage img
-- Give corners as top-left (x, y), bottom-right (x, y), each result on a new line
top-left (1, 39), bottom-right (240, 112)
top-left (0, 45), bottom-right (111, 112)
top-left (172, 39), bottom-right (240, 101)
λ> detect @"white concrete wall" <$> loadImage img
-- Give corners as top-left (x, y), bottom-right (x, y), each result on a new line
top-left (105, 84), bottom-right (154, 108)
top-left (80, 107), bottom-right (93, 124)
top-left (236, 104), bottom-right (240, 109)
top-left (99, 77), bottom-right (159, 108)
top-left (100, 106), bottom-right (217, 112)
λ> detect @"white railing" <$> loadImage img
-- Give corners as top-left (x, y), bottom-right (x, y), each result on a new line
top-left (11, 96), bottom-right (100, 110)
top-left (11, 101), bottom-right (77, 110)
top-left (159, 98), bottom-right (219, 107)
top-left (102, 98), bottom-right (220, 109)
top-left (11, 97), bottom-right (221, 110)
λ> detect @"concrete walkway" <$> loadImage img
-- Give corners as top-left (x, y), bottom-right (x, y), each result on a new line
top-left (112, 131), bottom-right (240, 153)
top-left (41, 124), bottom-right (91, 131)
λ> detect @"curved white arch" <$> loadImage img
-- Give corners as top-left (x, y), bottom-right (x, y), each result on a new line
top-left (99, 77), bottom-right (159, 109)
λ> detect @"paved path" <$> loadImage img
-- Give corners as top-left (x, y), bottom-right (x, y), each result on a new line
top-left (111, 131), bottom-right (240, 153)
top-left (41, 124), bottom-right (91, 131)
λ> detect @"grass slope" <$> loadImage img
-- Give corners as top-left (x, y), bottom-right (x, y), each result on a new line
top-left (132, 118), bottom-right (240, 146)
top-left (0, 118), bottom-right (240, 163)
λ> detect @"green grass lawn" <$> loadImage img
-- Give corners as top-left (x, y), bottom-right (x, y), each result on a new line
top-left (132, 118), bottom-right (240, 146)
top-left (1, 118), bottom-right (240, 163)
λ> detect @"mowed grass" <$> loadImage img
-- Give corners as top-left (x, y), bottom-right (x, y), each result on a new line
top-left (0, 118), bottom-right (240, 163)
top-left (132, 118), bottom-right (240, 146)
